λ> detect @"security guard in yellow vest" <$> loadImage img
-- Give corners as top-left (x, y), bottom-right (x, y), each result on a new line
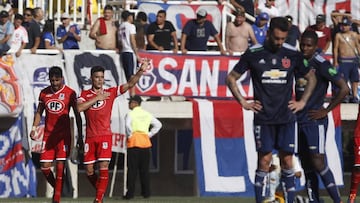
top-left (124, 95), bottom-right (162, 200)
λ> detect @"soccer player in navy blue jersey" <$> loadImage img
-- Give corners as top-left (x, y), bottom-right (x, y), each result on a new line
top-left (296, 30), bottom-right (349, 203)
top-left (226, 17), bottom-right (317, 203)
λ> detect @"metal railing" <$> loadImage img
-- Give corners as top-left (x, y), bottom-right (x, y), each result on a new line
top-left (14, 0), bottom-right (251, 51)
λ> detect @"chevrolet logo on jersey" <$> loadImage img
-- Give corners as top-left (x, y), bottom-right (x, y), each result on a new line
top-left (262, 69), bottom-right (287, 79)
top-left (91, 100), bottom-right (105, 110)
top-left (262, 69), bottom-right (287, 84)
top-left (46, 99), bottom-right (65, 113)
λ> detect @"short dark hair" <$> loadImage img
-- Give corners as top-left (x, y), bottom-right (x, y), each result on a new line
top-left (157, 10), bottom-right (166, 16)
top-left (43, 19), bottom-right (54, 33)
top-left (269, 17), bottom-right (289, 32)
top-left (25, 7), bottom-right (34, 16)
top-left (233, 9), bottom-right (245, 17)
top-left (301, 30), bottom-right (318, 44)
top-left (104, 5), bottom-right (113, 11)
top-left (14, 13), bottom-right (24, 21)
top-left (136, 11), bottom-right (147, 22)
top-left (49, 66), bottom-right (63, 78)
top-left (91, 66), bottom-right (105, 76)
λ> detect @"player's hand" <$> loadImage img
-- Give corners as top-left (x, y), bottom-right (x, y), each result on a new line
top-left (139, 58), bottom-right (151, 72)
top-left (77, 136), bottom-right (84, 153)
top-left (29, 130), bottom-right (36, 140)
top-left (241, 100), bottom-right (262, 113)
top-left (288, 100), bottom-right (305, 113)
top-left (29, 126), bottom-right (39, 140)
top-left (308, 108), bottom-right (328, 120)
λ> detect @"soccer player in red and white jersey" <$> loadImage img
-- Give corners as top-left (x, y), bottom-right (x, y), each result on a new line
top-left (349, 110), bottom-right (360, 202)
top-left (77, 60), bottom-right (148, 203)
top-left (30, 66), bottom-right (82, 203)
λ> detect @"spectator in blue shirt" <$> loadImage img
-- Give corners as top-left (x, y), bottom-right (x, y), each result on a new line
top-left (181, 9), bottom-right (226, 55)
top-left (252, 12), bottom-right (269, 45)
top-left (284, 15), bottom-right (301, 48)
top-left (40, 19), bottom-right (62, 52)
top-left (56, 13), bottom-right (81, 49)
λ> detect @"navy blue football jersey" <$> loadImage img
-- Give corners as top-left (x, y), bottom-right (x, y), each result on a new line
top-left (295, 53), bottom-right (341, 124)
top-left (233, 44), bottom-right (310, 124)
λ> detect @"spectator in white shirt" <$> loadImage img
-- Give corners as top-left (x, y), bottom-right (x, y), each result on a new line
top-left (257, 0), bottom-right (279, 18)
top-left (8, 14), bottom-right (28, 57)
top-left (118, 10), bottom-right (140, 82)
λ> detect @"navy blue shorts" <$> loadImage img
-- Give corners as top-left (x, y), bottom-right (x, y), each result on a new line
top-left (253, 122), bottom-right (297, 153)
top-left (120, 52), bottom-right (135, 81)
top-left (298, 121), bottom-right (328, 154)
top-left (338, 57), bottom-right (359, 82)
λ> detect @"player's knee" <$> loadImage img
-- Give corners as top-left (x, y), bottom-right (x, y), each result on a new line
top-left (311, 154), bottom-right (326, 172)
top-left (41, 162), bottom-right (52, 168)
top-left (85, 165), bottom-right (95, 175)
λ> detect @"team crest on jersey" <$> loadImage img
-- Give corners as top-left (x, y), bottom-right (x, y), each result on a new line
top-left (272, 58), bottom-right (277, 65)
top-left (59, 93), bottom-right (65, 100)
top-left (46, 99), bottom-right (65, 113)
top-left (91, 100), bottom-right (106, 110)
top-left (102, 142), bottom-right (108, 149)
top-left (282, 58), bottom-right (291, 68)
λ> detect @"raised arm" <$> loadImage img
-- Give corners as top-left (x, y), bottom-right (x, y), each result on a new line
top-left (121, 59), bottom-right (150, 92)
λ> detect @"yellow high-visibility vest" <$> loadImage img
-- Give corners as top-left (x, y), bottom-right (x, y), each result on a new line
top-left (127, 107), bottom-right (152, 148)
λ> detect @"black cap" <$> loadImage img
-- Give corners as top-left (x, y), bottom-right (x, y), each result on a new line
top-left (316, 14), bottom-right (326, 22)
top-left (285, 15), bottom-right (293, 22)
top-left (0, 10), bottom-right (9, 18)
top-left (121, 10), bottom-right (134, 20)
top-left (128, 95), bottom-right (142, 104)
top-left (341, 17), bottom-right (351, 25)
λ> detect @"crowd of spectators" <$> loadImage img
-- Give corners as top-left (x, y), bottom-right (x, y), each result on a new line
top-left (0, 1), bottom-right (359, 101)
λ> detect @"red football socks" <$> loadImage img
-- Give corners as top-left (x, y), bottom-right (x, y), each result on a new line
top-left (349, 167), bottom-right (360, 200)
top-left (95, 168), bottom-right (109, 201)
top-left (53, 162), bottom-right (65, 202)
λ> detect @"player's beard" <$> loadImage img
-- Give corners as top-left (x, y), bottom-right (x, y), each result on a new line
top-left (265, 39), bottom-right (281, 53)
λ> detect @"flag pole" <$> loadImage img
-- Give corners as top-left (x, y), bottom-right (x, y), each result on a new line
top-left (109, 152), bottom-right (120, 197)
top-left (123, 150), bottom-right (128, 196)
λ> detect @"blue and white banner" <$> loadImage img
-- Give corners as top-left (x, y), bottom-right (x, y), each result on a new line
top-left (192, 99), bottom-right (343, 196)
top-left (0, 115), bottom-right (37, 197)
